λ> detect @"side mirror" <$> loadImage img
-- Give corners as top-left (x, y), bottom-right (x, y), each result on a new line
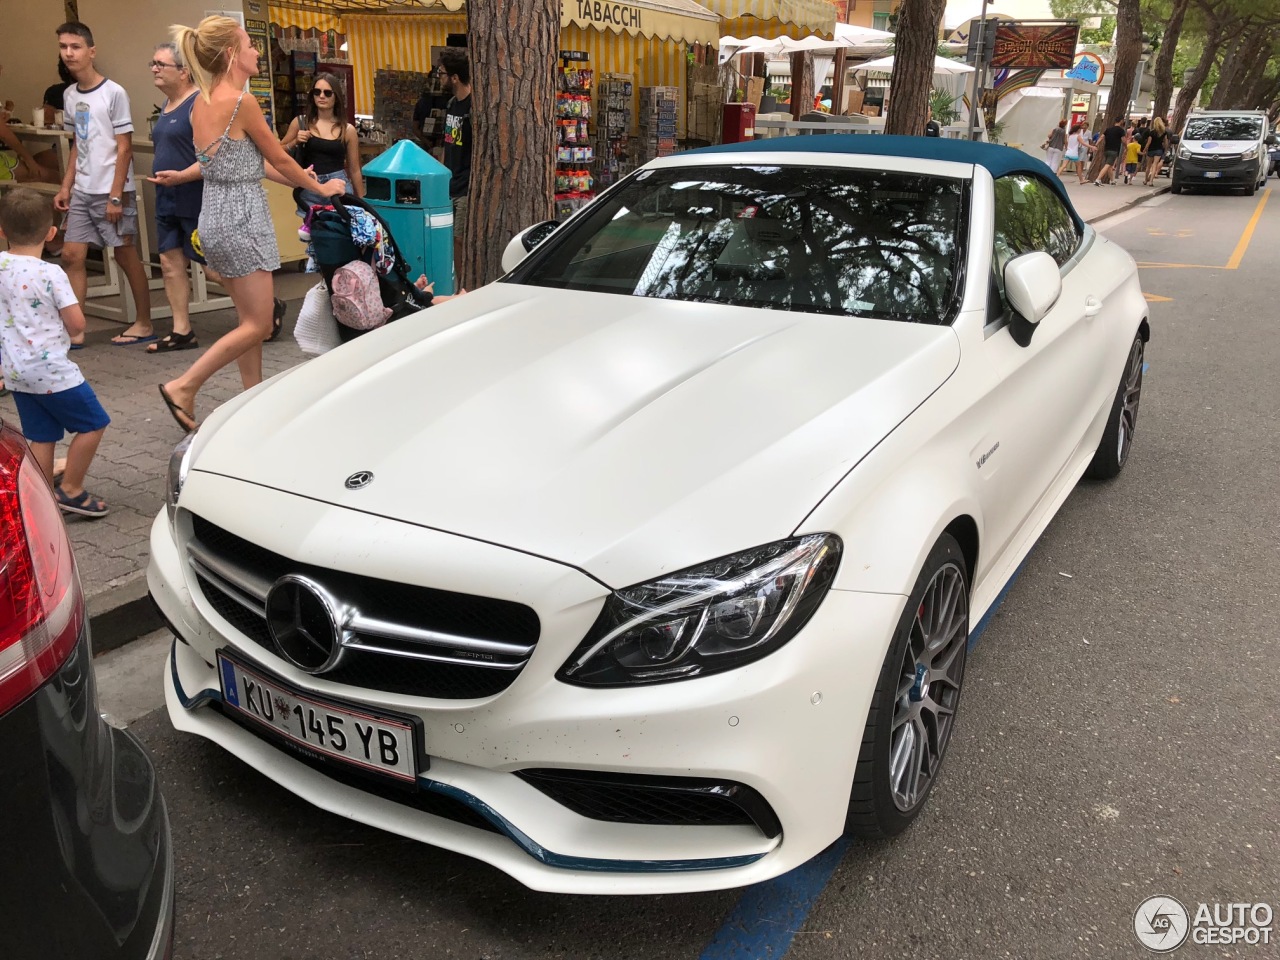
top-left (1266, 133), bottom-right (1277, 146)
top-left (500, 220), bottom-right (560, 274)
top-left (1002, 251), bottom-right (1062, 327)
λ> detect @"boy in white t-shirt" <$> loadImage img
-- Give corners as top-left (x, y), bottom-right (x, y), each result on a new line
top-left (53, 20), bottom-right (153, 347)
top-left (0, 187), bottom-right (110, 517)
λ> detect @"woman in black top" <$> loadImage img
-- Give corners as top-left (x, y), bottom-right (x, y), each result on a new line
top-left (281, 73), bottom-right (365, 202)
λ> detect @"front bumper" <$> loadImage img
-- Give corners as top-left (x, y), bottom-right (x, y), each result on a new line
top-left (1174, 155), bottom-right (1261, 185)
top-left (148, 477), bottom-right (904, 894)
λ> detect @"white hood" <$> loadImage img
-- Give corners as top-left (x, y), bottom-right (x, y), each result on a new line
top-left (192, 284), bottom-right (959, 587)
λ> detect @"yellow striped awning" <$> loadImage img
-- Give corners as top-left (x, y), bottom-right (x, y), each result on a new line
top-left (266, 3), bottom-right (345, 32)
top-left (563, 0), bottom-right (719, 44)
top-left (345, 13), bottom-right (466, 113)
top-left (699, 0), bottom-right (836, 36)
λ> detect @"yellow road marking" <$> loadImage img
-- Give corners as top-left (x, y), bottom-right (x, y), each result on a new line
top-left (1136, 186), bottom-right (1271, 270)
top-left (1143, 293), bottom-right (1174, 302)
top-left (1226, 189), bottom-right (1271, 269)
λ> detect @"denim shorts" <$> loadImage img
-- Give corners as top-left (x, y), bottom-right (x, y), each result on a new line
top-left (12, 381), bottom-right (111, 443)
top-left (297, 171), bottom-right (350, 215)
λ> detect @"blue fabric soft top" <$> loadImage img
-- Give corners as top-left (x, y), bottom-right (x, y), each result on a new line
top-left (688, 134), bottom-right (1082, 228)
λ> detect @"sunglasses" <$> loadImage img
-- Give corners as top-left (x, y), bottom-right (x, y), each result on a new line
top-left (312, 89), bottom-right (334, 98)
top-left (148, 60), bottom-right (179, 70)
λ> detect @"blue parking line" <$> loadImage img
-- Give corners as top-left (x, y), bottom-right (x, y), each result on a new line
top-left (698, 836), bottom-right (851, 960)
top-left (698, 560), bottom-right (1028, 960)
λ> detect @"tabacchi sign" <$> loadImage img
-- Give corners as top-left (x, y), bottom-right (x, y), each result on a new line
top-left (572, 0), bottom-right (643, 30)
top-left (990, 21), bottom-right (1081, 70)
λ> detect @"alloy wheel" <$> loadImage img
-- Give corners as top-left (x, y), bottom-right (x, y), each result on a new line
top-left (1117, 339), bottom-right (1144, 465)
top-left (889, 562), bottom-right (968, 812)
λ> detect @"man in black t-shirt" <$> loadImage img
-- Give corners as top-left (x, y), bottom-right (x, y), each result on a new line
top-left (1093, 120), bottom-right (1125, 185)
top-left (924, 106), bottom-right (941, 137)
top-left (438, 49), bottom-right (472, 276)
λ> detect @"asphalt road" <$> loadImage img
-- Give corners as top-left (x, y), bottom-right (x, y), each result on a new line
top-left (102, 185), bottom-right (1280, 959)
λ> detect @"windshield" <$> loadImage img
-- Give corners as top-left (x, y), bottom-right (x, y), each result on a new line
top-left (1184, 117), bottom-right (1263, 141)
top-left (507, 164), bottom-right (967, 323)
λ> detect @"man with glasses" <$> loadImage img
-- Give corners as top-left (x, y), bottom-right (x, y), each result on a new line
top-left (52, 20), bottom-right (154, 347)
top-left (437, 49), bottom-right (472, 276)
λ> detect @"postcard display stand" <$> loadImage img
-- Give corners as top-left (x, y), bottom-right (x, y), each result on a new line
top-left (596, 75), bottom-right (634, 191)
top-left (638, 86), bottom-right (678, 163)
top-left (555, 51), bottom-right (595, 221)
top-left (375, 69), bottom-right (431, 147)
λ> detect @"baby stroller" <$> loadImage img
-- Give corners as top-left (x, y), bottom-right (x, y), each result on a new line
top-left (295, 189), bottom-right (435, 343)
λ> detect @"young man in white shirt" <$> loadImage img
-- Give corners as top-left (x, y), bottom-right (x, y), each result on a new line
top-left (52, 21), bottom-right (154, 347)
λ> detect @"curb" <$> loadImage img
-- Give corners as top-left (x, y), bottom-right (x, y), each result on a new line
top-left (88, 572), bottom-right (164, 657)
top-left (1084, 183), bottom-right (1170, 224)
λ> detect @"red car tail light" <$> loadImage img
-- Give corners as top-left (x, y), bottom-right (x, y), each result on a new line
top-left (0, 425), bottom-right (84, 716)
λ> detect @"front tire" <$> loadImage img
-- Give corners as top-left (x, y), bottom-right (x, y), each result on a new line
top-left (845, 534), bottom-right (969, 838)
top-left (1085, 333), bottom-right (1145, 480)
top-left (1170, 174), bottom-right (1183, 195)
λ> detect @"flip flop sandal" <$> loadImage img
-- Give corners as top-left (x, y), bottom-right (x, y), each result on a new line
top-left (158, 384), bottom-right (198, 433)
top-left (55, 486), bottom-right (109, 518)
top-left (147, 331), bottom-right (199, 353)
top-left (112, 333), bottom-right (159, 346)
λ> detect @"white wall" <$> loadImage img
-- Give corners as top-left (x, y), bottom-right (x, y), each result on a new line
top-left (0, 0), bottom-right (66, 121)
top-left (77, 0), bottom-right (246, 132)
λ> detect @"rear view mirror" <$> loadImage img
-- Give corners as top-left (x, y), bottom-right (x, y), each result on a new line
top-left (1267, 133), bottom-right (1277, 146)
top-left (1003, 251), bottom-right (1062, 326)
top-left (501, 220), bottom-right (560, 274)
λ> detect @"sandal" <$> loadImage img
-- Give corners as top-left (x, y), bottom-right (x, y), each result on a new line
top-left (55, 486), bottom-right (109, 518)
top-left (158, 384), bottom-right (198, 433)
top-left (147, 331), bottom-right (200, 353)
top-left (267, 297), bottom-right (286, 342)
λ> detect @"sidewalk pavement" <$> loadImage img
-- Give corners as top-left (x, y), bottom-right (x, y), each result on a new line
top-left (2, 176), bottom-right (1168, 655)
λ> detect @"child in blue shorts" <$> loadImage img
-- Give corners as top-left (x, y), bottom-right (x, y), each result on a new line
top-left (0, 187), bottom-right (110, 517)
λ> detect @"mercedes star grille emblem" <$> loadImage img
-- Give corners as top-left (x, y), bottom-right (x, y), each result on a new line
top-left (265, 575), bottom-right (346, 674)
top-left (345, 471), bottom-right (374, 490)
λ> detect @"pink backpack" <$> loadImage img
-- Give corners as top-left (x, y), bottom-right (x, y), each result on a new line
top-left (331, 260), bottom-right (392, 331)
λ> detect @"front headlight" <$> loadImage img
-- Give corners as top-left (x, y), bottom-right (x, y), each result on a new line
top-left (165, 433), bottom-right (194, 523)
top-left (1178, 144), bottom-right (1192, 159)
top-left (559, 535), bottom-right (841, 687)
top-left (1242, 146), bottom-right (1259, 160)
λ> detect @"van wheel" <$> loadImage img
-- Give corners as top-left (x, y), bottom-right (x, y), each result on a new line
top-left (1170, 176), bottom-right (1183, 195)
top-left (845, 534), bottom-right (968, 838)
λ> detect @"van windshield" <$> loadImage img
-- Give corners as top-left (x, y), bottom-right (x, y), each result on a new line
top-left (1184, 117), bottom-right (1263, 141)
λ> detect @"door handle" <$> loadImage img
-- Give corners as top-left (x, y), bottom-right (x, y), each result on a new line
top-left (1084, 295), bottom-right (1103, 318)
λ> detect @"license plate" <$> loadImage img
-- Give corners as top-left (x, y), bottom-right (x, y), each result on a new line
top-left (217, 653), bottom-right (419, 782)
top-left (1204, 171), bottom-right (1222, 178)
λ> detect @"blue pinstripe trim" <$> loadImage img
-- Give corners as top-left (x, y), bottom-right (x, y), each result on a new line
top-left (170, 642), bottom-right (765, 875)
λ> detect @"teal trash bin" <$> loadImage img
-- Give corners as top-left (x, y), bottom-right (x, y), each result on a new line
top-left (362, 140), bottom-right (456, 295)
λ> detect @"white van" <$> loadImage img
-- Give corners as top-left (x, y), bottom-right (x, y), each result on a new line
top-left (1171, 110), bottom-right (1273, 195)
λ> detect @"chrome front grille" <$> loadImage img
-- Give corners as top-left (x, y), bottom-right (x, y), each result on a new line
top-left (187, 514), bottom-right (541, 699)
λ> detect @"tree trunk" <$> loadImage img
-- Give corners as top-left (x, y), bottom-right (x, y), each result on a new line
top-left (789, 52), bottom-right (815, 119)
top-left (464, 0), bottom-right (559, 289)
top-left (884, 0), bottom-right (947, 135)
top-left (1208, 35), bottom-right (1249, 109)
top-left (1150, 0), bottom-right (1190, 122)
top-left (1171, 24), bottom-right (1225, 135)
top-left (1105, 0), bottom-right (1144, 124)
top-left (1231, 39), bottom-right (1274, 107)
